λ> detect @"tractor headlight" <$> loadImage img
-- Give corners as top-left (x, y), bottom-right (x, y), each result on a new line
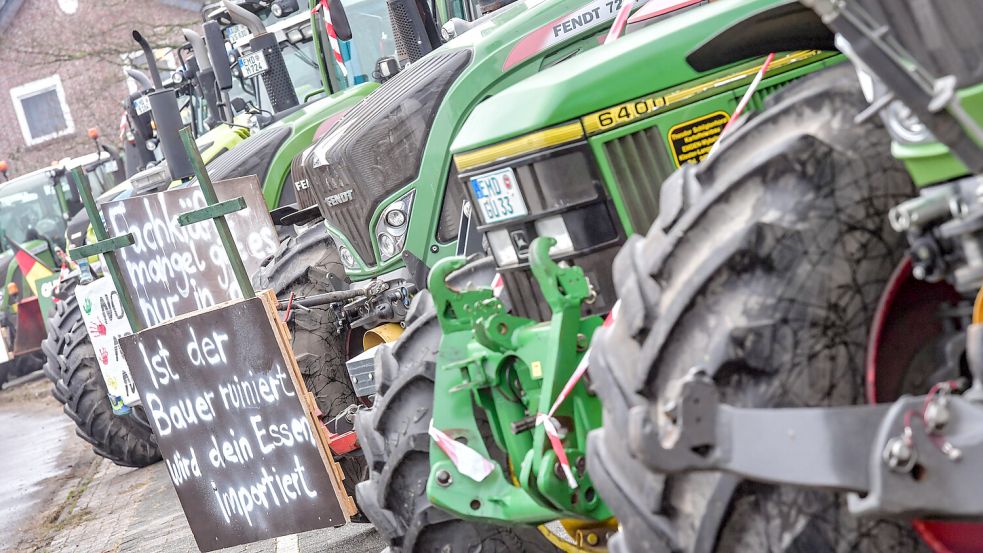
top-left (339, 245), bottom-right (357, 270)
top-left (384, 209), bottom-right (406, 227)
top-left (375, 191), bottom-right (414, 261)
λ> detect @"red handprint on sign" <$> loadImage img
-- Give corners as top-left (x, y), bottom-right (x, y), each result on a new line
top-left (88, 319), bottom-right (107, 337)
top-left (98, 347), bottom-right (109, 365)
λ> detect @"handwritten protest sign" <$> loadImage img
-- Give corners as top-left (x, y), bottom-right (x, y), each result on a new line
top-left (119, 292), bottom-right (350, 551)
top-left (75, 276), bottom-right (138, 408)
top-left (101, 175), bottom-right (277, 329)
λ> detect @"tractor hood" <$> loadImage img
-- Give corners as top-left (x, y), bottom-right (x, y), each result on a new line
top-left (185, 82), bottom-right (377, 209)
top-left (452, 0), bottom-right (798, 153)
top-left (304, 0), bottom-right (657, 271)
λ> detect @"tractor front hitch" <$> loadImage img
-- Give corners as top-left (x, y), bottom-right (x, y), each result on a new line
top-left (425, 238), bottom-right (611, 524)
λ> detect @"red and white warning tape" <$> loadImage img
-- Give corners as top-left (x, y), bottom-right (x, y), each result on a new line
top-left (491, 272), bottom-right (505, 298)
top-left (537, 413), bottom-right (579, 488)
top-left (708, 52), bottom-right (775, 158)
top-left (313, 0), bottom-right (348, 78)
top-left (536, 300), bottom-right (621, 488)
top-left (604, 0), bottom-right (635, 44)
top-left (428, 420), bottom-right (495, 482)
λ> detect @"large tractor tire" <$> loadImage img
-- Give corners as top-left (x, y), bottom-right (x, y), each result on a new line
top-left (43, 279), bottom-right (78, 405)
top-left (252, 225), bottom-right (365, 499)
top-left (354, 292), bottom-right (560, 553)
top-left (41, 286), bottom-right (161, 468)
top-left (588, 65), bottom-right (931, 552)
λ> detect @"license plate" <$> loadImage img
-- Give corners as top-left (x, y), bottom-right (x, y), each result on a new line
top-left (469, 168), bottom-right (527, 224)
top-left (225, 24), bottom-right (250, 44)
top-left (133, 94), bottom-right (151, 115)
top-left (239, 50), bottom-right (268, 79)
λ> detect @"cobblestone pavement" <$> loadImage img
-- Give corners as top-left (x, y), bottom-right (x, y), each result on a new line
top-left (44, 458), bottom-right (385, 553)
top-left (0, 374), bottom-right (385, 553)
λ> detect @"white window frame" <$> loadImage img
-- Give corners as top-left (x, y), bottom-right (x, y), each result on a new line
top-left (9, 75), bottom-right (75, 146)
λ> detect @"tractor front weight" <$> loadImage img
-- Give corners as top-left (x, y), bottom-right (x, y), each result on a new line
top-left (427, 237), bottom-right (611, 526)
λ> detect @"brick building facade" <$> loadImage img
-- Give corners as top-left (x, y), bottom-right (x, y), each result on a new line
top-left (0, 0), bottom-right (204, 177)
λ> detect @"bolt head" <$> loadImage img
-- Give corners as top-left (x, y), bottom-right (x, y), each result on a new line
top-left (436, 469), bottom-right (453, 486)
top-left (882, 436), bottom-right (915, 473)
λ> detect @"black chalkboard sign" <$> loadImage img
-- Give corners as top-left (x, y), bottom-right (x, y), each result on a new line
top-left (101, 176), bottom-right (278, 329)
top-left (119, 293), bottom-right (348, 551)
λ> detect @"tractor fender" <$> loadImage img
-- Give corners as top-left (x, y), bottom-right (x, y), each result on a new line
top-left (686, 0), bottom-right (834, 73)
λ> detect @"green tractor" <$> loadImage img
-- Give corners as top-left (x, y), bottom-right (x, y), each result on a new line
top-left (0, 153), bottom-right (123, 389)
top-left (42, 0), bottom-right (402, 469)
top-left (275, 0), bottom-right (839, 549)
top-left (583, 0), bottom-right (983, 552)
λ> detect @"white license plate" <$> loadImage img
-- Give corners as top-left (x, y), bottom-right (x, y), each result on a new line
top-left (469, 167), bottom-right (527, 223)
top-left (239, 50), bottom-right (269, 79)
top-left (225, 24), bottom-right (250, 45)
top-left (133, 95), bottom-right (151, 115)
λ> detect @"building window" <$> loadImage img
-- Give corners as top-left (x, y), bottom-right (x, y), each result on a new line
top-left (9, 75), bottom-right (75, 146)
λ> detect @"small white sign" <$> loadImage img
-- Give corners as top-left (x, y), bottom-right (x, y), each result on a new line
top-left (76, 277), bottom-right (139, 405)
top-left (133, 95), bottom-right (151, 116)
top-left (239, 50), bottom-right (269, 79)
top-left (469, 167), bottom-right (528, 224)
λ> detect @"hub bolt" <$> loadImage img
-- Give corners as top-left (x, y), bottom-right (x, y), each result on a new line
top-left (586, 533), bottom-right (599, 546)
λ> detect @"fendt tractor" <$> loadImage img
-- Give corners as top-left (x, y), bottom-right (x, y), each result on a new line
top-left (42, 0), bottom-right (404, 470)
top-left (0, 152), bottom-right (122, 388)
top-left (584, 0), bottom-right (983, 552)
top-left (267, 0), bottom-right (836, 549)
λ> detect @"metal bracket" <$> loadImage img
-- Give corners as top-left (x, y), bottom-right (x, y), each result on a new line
top-left (177, 196), bottom-right (246, 227)
top-left (632, 369), bottom-right (983, 518)
top-left (68, 167), bottom-right (141, 333)
top-left (70, 234), bottom-right (135, 260)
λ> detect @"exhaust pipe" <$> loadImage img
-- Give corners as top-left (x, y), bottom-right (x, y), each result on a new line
top-left (123, 69), bottom-right (157, 171)
top-left (387, 0), bottom-right (441, 63)
top-left (132, 30), bottom-right (194, 181)
top-left (183, 28), bottom-right (223, 127)
top-left (222, 0), bottom-right (299, 113)
top-left (203, 20), bottom-right (236, 121)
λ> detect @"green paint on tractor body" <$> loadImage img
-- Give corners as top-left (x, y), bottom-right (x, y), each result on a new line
top-left (422, 0), bottom-right (844, 525)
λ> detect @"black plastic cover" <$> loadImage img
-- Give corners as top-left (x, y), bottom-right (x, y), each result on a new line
top-left (196, 124), bottom-right (291, 185)
top-left (306, 48), bottom-right (471, 262)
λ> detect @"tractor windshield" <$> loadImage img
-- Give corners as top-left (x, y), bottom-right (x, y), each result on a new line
top-left (332, 0), bottom-right (397, 88)
top-left (0, 172), bottom-right (66, 246)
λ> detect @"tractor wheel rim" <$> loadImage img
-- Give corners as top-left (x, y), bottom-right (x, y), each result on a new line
top-left (866, 256), bottom-right (981, 553)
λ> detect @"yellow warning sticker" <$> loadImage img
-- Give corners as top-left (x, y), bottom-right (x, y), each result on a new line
top-left (667, 111), bottom-right (730, 167)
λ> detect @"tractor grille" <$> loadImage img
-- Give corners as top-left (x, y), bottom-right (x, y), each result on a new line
top-left (306, 49), bottom-right (471, 262)
top-left (502, 246), bottom-right (618, 322)
top-left (601, 125), bottom-right (675, 234)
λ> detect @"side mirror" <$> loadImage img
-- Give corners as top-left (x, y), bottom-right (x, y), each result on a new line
top-left (328, 0), bottom-right (353, 41)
